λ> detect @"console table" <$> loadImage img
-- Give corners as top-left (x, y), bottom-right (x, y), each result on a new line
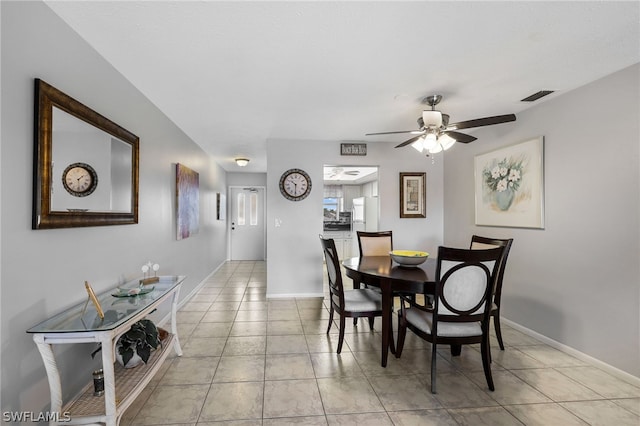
top-left (27, 275), bottom-right (185, 426)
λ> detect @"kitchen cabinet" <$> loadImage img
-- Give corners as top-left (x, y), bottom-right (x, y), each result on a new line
top-left (322, 231), bottom-right (352, 260)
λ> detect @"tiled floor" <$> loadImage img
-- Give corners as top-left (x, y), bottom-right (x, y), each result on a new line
top-left (123, 261), bottom-right (640, 425)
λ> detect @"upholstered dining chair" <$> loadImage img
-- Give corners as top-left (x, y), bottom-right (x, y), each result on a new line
top-left (320, 235), bottom-right (383, 354)
top-left (470, 235), bottom-right (514, 350)
top-left (357, 230), bottom-right (393, 257)
top-left (395, 246), bottom-right (504, 393)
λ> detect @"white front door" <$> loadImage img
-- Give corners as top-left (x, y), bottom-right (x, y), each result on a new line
top-left (230, 187), bottom-right (266, 260)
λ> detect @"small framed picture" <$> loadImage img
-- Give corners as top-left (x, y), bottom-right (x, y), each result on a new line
top-left (400, 172), bottom-right (426, 218)
top-left (84, 281), bottom-right (104, 319)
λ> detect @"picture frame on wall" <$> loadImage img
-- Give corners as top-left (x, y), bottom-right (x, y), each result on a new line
top-left (176, 163), bottom-right (200, 239)
top-left (474, 136), bottom-right (545, 228)
top-left (216, 193), bottom-right (226, 221)
top-left (399, 172), bottom-right (426, 218)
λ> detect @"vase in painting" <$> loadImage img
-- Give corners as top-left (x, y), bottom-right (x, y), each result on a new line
top-left (495, 188), bottom-right (515, 211)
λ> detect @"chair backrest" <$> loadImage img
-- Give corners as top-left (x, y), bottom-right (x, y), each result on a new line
top-left (470, 235), bottom-right (513, 306)
top-left (357, 231), bottom-right (393, 257)
top-left (320, 235), bottom-right (345, 309)
top-left (434, 246), bottom-right (504, 324)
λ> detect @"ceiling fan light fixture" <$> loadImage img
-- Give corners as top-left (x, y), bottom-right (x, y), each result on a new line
top-left (422, 110), bottom-right (442, 128)
top-left (423, 132), bottom-right (438, 151)
top-left (428, 142), bottom-right (443, 154)
top-left (235, 158), bottom-right (250, 167)
top-left (439, 134), bottom-right (456, 151)
top-left (411, 137), bottom-right (425, 153)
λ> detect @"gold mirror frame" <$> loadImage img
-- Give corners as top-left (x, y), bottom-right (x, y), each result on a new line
top-left (33, 79), bottom-right (139, 229)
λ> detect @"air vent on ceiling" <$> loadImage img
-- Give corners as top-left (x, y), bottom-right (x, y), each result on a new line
top-left (521, 90), bottom-right (554, 102)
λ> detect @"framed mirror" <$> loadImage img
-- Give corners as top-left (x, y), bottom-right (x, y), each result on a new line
top-left (33, 79), bottom-right (139, 229)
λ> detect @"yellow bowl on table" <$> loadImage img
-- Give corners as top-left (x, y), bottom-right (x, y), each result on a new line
top-left (390, 250), bottom-right (429, 267)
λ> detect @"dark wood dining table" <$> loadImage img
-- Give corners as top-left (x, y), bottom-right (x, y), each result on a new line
top-left (342, 255), bottom-right (437, 367)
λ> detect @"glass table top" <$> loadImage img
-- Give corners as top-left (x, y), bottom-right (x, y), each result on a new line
top-left (27, 276), bottom-right (185, 334)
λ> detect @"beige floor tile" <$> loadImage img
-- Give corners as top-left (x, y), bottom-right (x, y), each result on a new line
top-left (511, 368), bottom-right (603, 401)
top-left (448, 406), bottom-right (524, 426)
top-left (238, 301), bottom-right (268, 311)
top-left (133, 384), bottom-right (209, 424)
top-left (505, 403), bottom-right (588, 425)
top-left (317, 377), bottom-right (385, 415)
top-left (181, 337), bottom-right (226, 357)
top-left (302, 319), bottom-right (332, 335)
top-left (181, 301), bottom-right (213, 312)
top-left (229, 321), bottom-right (267, 336)
top-left (210, 301), bottom-right (242, 311)
top-left (517, 345), bottom-right (588, 367)
top-left (160, 356), bottom-right (219, 385)
top-left (192, 322), bottom-right (233, 338)
top-left (265, 353), bottom-right (315, 380)
top-left (201, 310), bottom-right (238, 322)
top-left (498, 326), bottom-right (543, 346)
top-left (492, 346), bottom-right (546, 370)
top-left (263, 379), bottom-right (325, 418)
top-left (305, 333), bottom-right (342, 353)
top-left (199, 382), bottom-right (264, 422)
top-left (199, 421), bottom-right (261, 426)
top-left (222, 336), bottom-right (266, 356)
top-left (612, 397), bottom-right (640, 416)
top-left (561, 400), bottom-right (640, 426)
top-left (267, 320), bottom-right (304, 335)
top-left (368, 375), bottom-right (442, 411)
top-left (299, 308), bottom-right (331, 320)
top-left (263, 416), bottom-right (327, 425)
top-left (352, 350), bottom-right (410, 376)
top-left (234, 309), bottom-right (268, 322)
top-left (214, 355), bottom-right (265, 382)
top-left (465, 370), bottom-right (551, 405)
top-left (326, 412), bottom-right (393, 425)
top-left (310, 352), bottom-right (364, 378)
top-left (216, 293), bottom-right (245, 302)
top-left (556, 366), bottom-right (640, 398)
top-left (177, 311), bottom-right (206, 323)
top-left (428, 371), bottom-right (500, 408)
top-left (266, 334), bottom-right (309, 354)
top-left (387, 409), bottom-right (459, 425)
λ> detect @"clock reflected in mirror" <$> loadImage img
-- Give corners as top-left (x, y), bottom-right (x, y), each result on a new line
top-left (62, 162), bottom-right (98, 197)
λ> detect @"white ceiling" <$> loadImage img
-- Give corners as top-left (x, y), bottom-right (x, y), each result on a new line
top-left (45, 1), bottom-right (639, 173)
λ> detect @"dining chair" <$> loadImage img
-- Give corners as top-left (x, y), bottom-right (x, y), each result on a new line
top-left (470, 235), bottom-right (514, 350)
top-left (357, 230), bottom-right (393, 256)
top-left (395, 245), bottom-right (504, 393)
top-left (320, 235), bottom-right (384, 354)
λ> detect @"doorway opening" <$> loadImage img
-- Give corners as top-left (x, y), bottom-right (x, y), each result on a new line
top-left (322, 165), bottom-right (379, 260)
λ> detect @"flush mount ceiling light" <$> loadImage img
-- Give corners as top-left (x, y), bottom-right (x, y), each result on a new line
top-left (235, 158), bottom-right (250, 167)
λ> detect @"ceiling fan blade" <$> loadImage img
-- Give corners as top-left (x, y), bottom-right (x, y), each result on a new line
top-left (366, 130), bottom-right (419, 136)
top-left (443, 131), bottom-right (477, 144)
top-left (448, 114), bottom-right (516, 130)
top-left (395, 135), bottom-right (423, 148)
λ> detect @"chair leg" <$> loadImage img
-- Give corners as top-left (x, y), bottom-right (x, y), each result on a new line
top-left (481, 330), bottom-right (495, 391)
top-left (395, 311), bottom-right (406, 358)
top-left (493, 312), bottom-right (505, 350)
top-left (337, 316), bottom-right (346, 354)
top-left (430, 342), bottom-right (438, 394)
top-left (326, 306), bottom-right (334, 334)
top-left (368, 316), bottom-right (375, 330)
top-left (450, 344), bottom-right (462, 356)
top-left (353, 318), bottom-right (358, 326)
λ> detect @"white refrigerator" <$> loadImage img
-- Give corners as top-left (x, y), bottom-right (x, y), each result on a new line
top-left (351, 197), bottom-right (378, 255)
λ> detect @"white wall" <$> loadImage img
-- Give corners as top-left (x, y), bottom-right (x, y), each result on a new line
top-left (443, 63), bottom-right (640, 377)
top-left (266, 139), bottom-right (444, 298)
top-left (1, 2), bottom-right (228, 413)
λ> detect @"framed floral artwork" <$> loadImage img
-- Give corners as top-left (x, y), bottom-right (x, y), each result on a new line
top-left (400, 172), bottom-right (426, 218)
top-left (474, 136), bottom-right (544, 228)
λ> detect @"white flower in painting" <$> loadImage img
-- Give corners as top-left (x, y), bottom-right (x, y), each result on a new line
top-left (496, 179), bottom-right (508, 192)
top-left (491, 166), bottom-right (501, 179)
top-left (508, 168), bottom-right (521, 182)
top-left (500, 167), bottom-right (508, 177)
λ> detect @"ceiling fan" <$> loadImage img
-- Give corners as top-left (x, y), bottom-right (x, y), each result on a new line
top-left (326, 167), bottom-right (359, 179)
top-left (366, 95), bottom-right (516, 154)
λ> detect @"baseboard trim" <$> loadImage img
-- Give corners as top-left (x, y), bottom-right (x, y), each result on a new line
top-left (266, 293), bottom-right (325, 299)
top-left (503, 317), bottom-right (640, 387)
